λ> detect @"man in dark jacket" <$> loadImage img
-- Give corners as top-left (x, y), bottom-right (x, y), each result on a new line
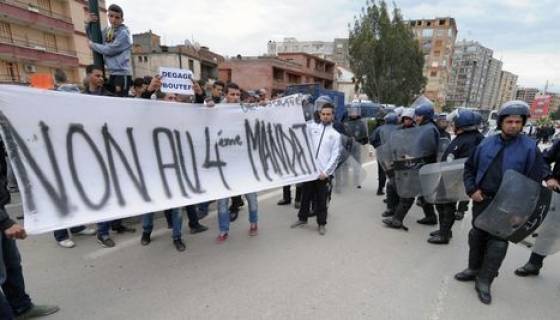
top-left (0, 141), bottom-right (59, 319)
top-left (455, 101), bottom-right (551, 304)
top-left (514, 139), bottom-right (560, 277)
top-left (427, 110), bottom-right (484, 244)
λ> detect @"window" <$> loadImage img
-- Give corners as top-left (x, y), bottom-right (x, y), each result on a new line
top-left (0, 22), bottom-right (12, 42)
top-left (36, 0), bottom-right (52, 12)
top-left (439, 19), bottom-right (446, 26)
top-left (138, 56), bottom-right (142, 63)
top-left (188, 59), bottom-right (194, 71)
top-left (422, 29), bottom-right (433, 38)
top-left (433, 50), bottom-right (441, 57)
top-left (44, 33), bottom-right (57, 52)
top-left (144, 56), bottom-right (148, 62)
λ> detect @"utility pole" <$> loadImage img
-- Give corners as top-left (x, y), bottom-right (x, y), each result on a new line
top-left (87, 0), bottom-right (105, 73)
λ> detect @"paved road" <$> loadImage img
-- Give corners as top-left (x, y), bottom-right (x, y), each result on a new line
top-left (6, 161), bottom-right (560, 320)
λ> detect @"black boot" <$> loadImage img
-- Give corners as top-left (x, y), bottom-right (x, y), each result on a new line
top-left (514, 262), bottom-right (541, 277)
top-left (455, 268), bottom-right (479, 281)
top-left (277, 198), bottom-right (291, 206)
top-left (475, 237), bottom-right (508, 305)
top-left (382, 210), bottom-right (394, 218)
top-left (376, 188), bottom-right (385, 195)
top-left (417, 216), bottom-right (437, 225)
top-left (429, 230), bottom-right (453, 238)
top-left (475, 277), bottom-right (493, 304)
top-left (455, 211), bottom-right (465, 220)
top-left (427, 233), bottom-right (449, 244)
top-left (382, 217), bottom-right (403, 229)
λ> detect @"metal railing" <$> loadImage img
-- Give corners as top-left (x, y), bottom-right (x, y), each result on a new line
top-left (0, 0), bottom-right (73, 23)
top-left (0, 34), bottom-right (77, 56)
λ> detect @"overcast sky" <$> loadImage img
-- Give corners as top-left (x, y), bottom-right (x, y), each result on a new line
top-left (116, 0), bottom-right (560, 92)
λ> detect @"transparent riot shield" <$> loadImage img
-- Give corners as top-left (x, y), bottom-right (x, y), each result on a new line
top-left (474, 170), bottom-right (552, 243)
top-left (437, 137), bottom-right (451, 161)
top-left (530, 191), bottom-right (560, 255)
top-left (390, 126), bottom-right (438, 198)
top-left (376, 143), bottom-right (393, 172)
top-left (333, 135), bottom-right (369, 194)
top-left (419, 158), bottom-right (470, 204)
top-left (344, 118), bottom-right (369, 145)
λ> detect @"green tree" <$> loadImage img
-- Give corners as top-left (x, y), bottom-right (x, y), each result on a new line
top-left (349, 1), bottom-right (426, 106)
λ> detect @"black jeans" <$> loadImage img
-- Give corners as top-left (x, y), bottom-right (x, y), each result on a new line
top-left (108, 75), bottom-right (132, 97)
top-left (377, 163), bottom-right (386, 191)
top-left (298, 179), bottom-right (329, 225)
top-left (282, 185), bottom-right (302, 202)
top-left (0, 233), bottom-right (32, 319)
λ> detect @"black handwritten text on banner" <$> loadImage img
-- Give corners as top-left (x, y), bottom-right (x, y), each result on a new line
top-left (0, 86), bottom-right (317, 234)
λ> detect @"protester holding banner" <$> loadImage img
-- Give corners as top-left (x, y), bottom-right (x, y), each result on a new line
top-left (86, 4), bottom-right (132, 97)
top-left (291, 96), bottom-right (341, 235)
top-left (427, 110), bottom-right (484, 245)
top-left (215, 83), bottom-right (259, 241)
top-left (514, 138), bottom-right (560, 277)
top-left (0, 143), bottom-right (59, 319)
top-left (455, 100), bottom-right (551, 305)
top-left (82, 65), bottom-right (136, 248)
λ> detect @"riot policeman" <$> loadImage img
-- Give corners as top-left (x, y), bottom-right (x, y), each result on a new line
top-left (514, 138), bottom-right (560, 277)
top-left (427, 110), bottom-right (484, 244)
top-left (382, 98), bottom-right (440, 229)
top-left (455, 100), bottom-right (551, 304)
top-left (342, 103), bottom-right (369, 188)
top-left (370, 113), bottom-right (399, 216)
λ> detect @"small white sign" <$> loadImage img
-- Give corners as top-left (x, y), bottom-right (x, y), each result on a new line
top-left (159, 67), bottom-right (194, 95)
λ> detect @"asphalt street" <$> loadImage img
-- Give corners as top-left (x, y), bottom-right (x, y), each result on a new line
top-left (6, 160), bottom-right (560, 320)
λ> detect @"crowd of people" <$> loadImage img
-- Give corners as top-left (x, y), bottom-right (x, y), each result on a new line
top-left (0, 3), bottom-right (559, 319)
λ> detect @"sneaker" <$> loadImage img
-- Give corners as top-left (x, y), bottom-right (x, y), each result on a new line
top-left (249, 223), bottom-right (258, 236)
top-left (97, 235), bottom-right (115, 248)
top-left (173, 239), bottom-right (186, 252)
top-left (318, 225), bottom-right (326, 235)
top-left (216, 233), bottom-right (228, 243)
top-left (113, 225), bottom-right (136, 233)
top-left (58, 239), bottom-right (75, 248)
top-left (76, 227), bottom-right (96, 236)
top-left (15, 304), bottom-right (60, 320)
top-left (140, 232), bottom-right (151, 246)
top-left (290, 220), bottom-right (307, 228)
top-left (190, 224), bottom-right (209, 234)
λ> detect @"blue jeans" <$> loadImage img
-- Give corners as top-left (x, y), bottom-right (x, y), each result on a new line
top-left (53, 225), bottom-right (86, 241)
top-left (97, 221), bottom-right (110, 237)
top-left (0, 233), bottom-right (32, 319)
top-left (217, 193), bottom-right (258, 233)
top-left (143, 208), bottom-right (183, 240)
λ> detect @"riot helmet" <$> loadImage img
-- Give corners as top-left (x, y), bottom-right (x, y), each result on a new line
top-left (497, 100), bottom-right (530, 129)
top-left (384, 113), bottom-right (398, 125)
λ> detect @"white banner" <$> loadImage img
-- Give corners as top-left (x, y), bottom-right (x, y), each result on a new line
top-left (0, 86), bottom-right (318, 234)
top-left (159, 67), bottom-right (194, 95)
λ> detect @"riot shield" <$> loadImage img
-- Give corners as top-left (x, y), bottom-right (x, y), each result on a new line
top-left (333, 135), bottom-right (369, 192)
top-left (437, 137), bottom-right (451, 162)
top-left (474, 170), bottom-right (552, 243)
top-left (390, 126), bottom-right (439, 198)
top-left (376, 143), bottom-right (393, 172)
top-left (419, 158), bottom-right (470, 204)
top-left (530, 191), bottom-right (560, 255)
top-left (344, 119), bottom-right (369, 145)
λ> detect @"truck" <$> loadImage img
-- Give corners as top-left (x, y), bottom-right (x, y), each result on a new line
top-left (284, 84), bottom-right (346, 121)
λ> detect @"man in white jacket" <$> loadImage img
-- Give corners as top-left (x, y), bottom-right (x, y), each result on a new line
top-left (291, 97), bottom-right (341, 235)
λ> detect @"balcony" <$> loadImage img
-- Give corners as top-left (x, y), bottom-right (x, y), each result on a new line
top-left (0, 0), bottom-right (74, 34)
top-left (0, 34), bottom-right (79, 66)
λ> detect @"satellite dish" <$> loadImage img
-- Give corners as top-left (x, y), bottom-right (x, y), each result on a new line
top-left (193, 41), bottom-right (201, 51)
top-left (184, 39), bottom-right (192, 46)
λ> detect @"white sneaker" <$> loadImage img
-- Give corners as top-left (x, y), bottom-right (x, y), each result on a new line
top-left (76, 227), bottom-right (96, 236)
top-left (58, 239), bottom-right (75, 248)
